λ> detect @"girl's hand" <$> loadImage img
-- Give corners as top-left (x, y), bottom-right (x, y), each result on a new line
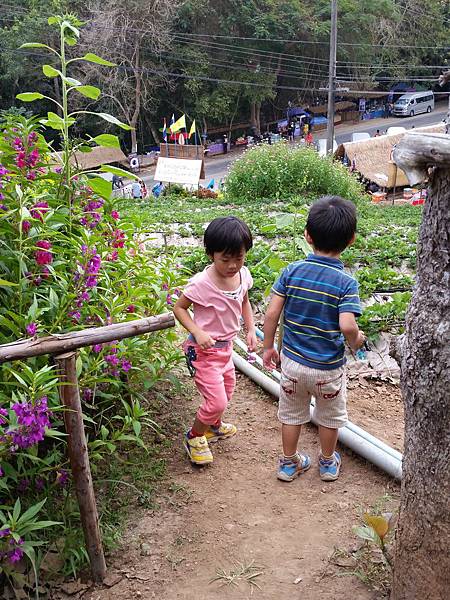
top-left (246, 330), bottom-right (257, 352)
top-left (195, 330), bottom-right (216, 349)
top-left (263, 348), bottom-right (280, 370)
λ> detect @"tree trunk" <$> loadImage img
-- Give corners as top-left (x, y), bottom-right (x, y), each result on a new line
top-left (130, 44), bottom-right (141, 154)
top-left (391, 168), bottom-right (450, 599)
top-left (250, 101), bottom-right (258, 133)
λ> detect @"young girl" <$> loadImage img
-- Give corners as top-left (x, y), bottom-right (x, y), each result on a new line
top-left (174, 216), bottom-right (257, 465)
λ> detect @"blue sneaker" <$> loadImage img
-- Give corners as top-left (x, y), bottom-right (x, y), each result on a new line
top-left (319, 451), bottom-right (341, 481)
top-left (277, 453), bottom-right (311, 482)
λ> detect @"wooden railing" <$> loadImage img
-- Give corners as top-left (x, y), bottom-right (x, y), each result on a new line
top-left (0, 313), bottom-right (175, 583)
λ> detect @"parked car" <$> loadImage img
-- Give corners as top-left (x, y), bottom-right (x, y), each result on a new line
top-left (392, 91), bottom-right (434, 117)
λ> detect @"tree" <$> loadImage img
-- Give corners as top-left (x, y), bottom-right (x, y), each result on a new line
top-left (391, 133), bottom-right (450, 599)
top-left (78, 0), bottom-right (179, 152)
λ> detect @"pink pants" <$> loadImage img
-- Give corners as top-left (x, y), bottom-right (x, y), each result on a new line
top-left (184, 342), bottom-right (236, 425)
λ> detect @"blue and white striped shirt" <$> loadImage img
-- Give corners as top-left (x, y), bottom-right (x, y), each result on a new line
top-left (272, 254), bottom-right (362, 370)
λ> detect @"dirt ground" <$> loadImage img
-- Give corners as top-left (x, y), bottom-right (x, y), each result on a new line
top-left (56, 364), bottom-right (403, 600)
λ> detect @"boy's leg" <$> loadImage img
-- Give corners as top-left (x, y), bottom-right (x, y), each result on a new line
top-left (277, 356), bottom-right (312, 482)
top-left (312, 367), bottom-right (347, 481)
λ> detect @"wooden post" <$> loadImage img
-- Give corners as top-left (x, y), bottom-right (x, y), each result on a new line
top-left (55, 351), bottom-right (107, 584)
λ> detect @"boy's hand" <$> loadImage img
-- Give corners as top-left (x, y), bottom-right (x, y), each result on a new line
top-left (195, 330), bottom-right (216, 349)
top-left (354, 331), bottom-right (366, 350)
top-left (246, 330), bottom-right (257, 352)
top-left (263, 347), bottom-right (280, 370)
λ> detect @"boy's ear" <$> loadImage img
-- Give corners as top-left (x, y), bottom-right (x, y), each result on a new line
top-left (304, 229), bottom-right (314, 246)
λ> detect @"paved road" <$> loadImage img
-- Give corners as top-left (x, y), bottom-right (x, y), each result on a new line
top-left (133, 105), bottom-right (447, 189)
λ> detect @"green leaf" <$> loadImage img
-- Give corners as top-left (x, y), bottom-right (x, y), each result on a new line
top-left (268, 256), bottom-right (288, 271)
top-left (78, 145), bottom-right (93, 153)
top-left (16, 92), bottom-right (44, 102)
top-left (98, 113), bottom-right (133, 130)
top-left (64, 76), bottom-right (82, 87)
top-left (81, 53), bottom-right (116, 67)
top-left (353, 525), bottom-right (382, 546)
top-left (276, 213), bottom-right (294, 228)
top-left (16, 499), bottom-right (46, 525)
top-left (76, 355), bottom-right (83, 378)
top-left (100, 165), bottom-right (138, 180)
top-left (12, 498), bottom-right (21, 522)
top-left (0, 279), bottom-right (18, 287)
top-left (260, 224), bottom-right (277, 234)
top-left (43, 64), bottom-right (60, 78)
top-left (48, 16), bottom-right (58, 25)
top-left (92, 134), bottom-right (120, 148)
top-left (20, 42), bottom-right (49, 49)
top-left (74, 85), bottom-right (101, 100)
top-left (87, 176), bottom-right (112, 200)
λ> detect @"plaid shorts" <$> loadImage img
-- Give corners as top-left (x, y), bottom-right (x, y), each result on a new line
top-left (278, 352), bottom-right (348, 429)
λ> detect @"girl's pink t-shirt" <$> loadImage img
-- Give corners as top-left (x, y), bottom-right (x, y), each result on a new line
top-left (183, 265), bottom-right (253, 341)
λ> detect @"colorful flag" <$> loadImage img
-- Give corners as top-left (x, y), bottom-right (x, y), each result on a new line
top-left (162, 118), bottom-right (167, 142)
top-left (169, 114), bottom-right (176, 142)
top-left (170, 114), bottom-right (186, 134)
top-left (189, 119), bottom-right (196, 139)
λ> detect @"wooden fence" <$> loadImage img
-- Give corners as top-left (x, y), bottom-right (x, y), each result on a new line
top-left (0, 313), bottom-right (175, 583)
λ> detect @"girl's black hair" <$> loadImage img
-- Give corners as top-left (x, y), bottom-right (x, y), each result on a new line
top-left (204, 216), bottom-right (253, 256)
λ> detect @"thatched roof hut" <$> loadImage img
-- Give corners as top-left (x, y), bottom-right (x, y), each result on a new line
top-left (334, 124), bottom-right (445, 188)
top-left (51, 146), bottom-right (127, 170)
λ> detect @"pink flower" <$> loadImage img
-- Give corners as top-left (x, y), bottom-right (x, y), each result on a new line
top-left (21, 220), bottom-right (31, 234)
top-left (111, 210), bottom-right (120, 220)
top-left (126, 304), bottom-right (135, 313)
top-left (35, 240), bottom-right (52, 266)
top-left (92, 344), bottom-right (103, 353)
top-left (121, 359), bottom-right (132, 372)
top-left (30, 201), bottom-right (49, 220)
top-left (26, 322), bottom-right (37, 336)
top-left (106, 250), bottom-right (118, 262)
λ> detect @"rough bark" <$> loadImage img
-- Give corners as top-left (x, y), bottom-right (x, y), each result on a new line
top-left (391, 168), bottom-right (450, 599)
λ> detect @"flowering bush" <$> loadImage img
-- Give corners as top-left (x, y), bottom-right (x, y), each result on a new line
top-left (225, 142), bottom-right (364, 203)
top-left (0, 15), bottom-right (182, 590)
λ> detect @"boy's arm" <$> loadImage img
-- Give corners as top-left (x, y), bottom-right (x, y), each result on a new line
top-left (263, 294), bottom-right (286, 369)
top-left (339, 312), bottom-right (365, 351)
top-left (173, 293), bottom-right (216, 349)
top-left (242, 292), bottom-right (257, 352)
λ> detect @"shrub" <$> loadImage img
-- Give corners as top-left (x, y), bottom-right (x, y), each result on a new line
top-left (225, 142), bottom-right (364, 203)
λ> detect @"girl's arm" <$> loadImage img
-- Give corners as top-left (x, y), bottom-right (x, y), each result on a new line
top-left (173, 293), bottom-right (216, 349)
top-left (242, 292), bottom-right (257, 352)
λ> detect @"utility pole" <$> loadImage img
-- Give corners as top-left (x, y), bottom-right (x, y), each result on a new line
top-left (326, 0), bottom-right (338, 154)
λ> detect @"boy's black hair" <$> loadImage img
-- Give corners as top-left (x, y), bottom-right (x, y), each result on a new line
top-left (306, 195), bottom-right (357, 253)
top-left (204, 216), bottom-right (253, 256)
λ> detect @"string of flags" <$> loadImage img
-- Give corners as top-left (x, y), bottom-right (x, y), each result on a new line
top-left (162, 114), bottom-right (197, 144)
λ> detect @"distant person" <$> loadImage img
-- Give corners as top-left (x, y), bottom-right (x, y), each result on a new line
top-left (374, 129), bottom-right (381, 137)
top-left (263, 196), bottom-right (365, 482)
top-left (131, 180), bottom-right (142, 199)
top-left (305, 131), bottom-right (313, 145)
top-left (223, 134), bottom-right (228, 154)
top-left (140, 180), bottom-right (148, 198)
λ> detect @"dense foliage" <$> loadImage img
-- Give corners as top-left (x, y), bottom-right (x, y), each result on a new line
top-left (0, 16), bottom-right (180, 593)
top-left (225, 143), bottom-right (363, 202)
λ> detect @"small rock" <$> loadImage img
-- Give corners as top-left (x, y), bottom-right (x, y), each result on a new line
top-left (104, 573), bottom-right (123, 588)
top-left (140, 542), bottom-right (152, 556)
top-left (293, 575), bottom-right (303, 584)
top-left (60, 581), bottom-right (89, 595)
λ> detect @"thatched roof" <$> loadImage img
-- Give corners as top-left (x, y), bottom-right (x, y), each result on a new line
top-left (334, 124), bottom-right (445, 188)
top-left (51, 146), bottom-right (127, 170)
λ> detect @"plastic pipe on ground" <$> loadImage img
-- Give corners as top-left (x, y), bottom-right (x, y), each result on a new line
top-left (233, 341), bottom-right (402, 481)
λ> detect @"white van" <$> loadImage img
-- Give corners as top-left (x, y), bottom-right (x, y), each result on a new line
top-left (393, 91), bottom-right (434, 117)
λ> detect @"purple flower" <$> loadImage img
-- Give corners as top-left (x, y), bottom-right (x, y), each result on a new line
top-left (21, 220), bottom-right (31, 234)
top-left (166, 294), bottom-right (174, 306)
top-left (111, 210), bottom-right (120, 220)
top-left (0, 204), bottom-right (7, 211)
top-left (17, 478), bottom-right (30, 493)
top-left (92, 344), bottom-right (102, 353)
top-left (7, 396), bottom-right (52, 450)
top-left (68, 310), bottom-right (81, 321)
top-left (126, 304), bottom-right (135, 313)
top-left (0, 466), bottom-right (3, 477)
top-left (105, 354), bottom-right (119, 367)
top-left (0, 408), bottom-right (8, 425)
top-left (82, 388), bottom-right (93, 402)
top-left (85, 276), bottom-right (98, 288)
top-left (8, 547), bottom-right (24, 564)
top-left (56, 469), bottom-right (69, 487)
top-left (121, 359), bottom-right (132, 372)
top-left (26, 322), bottom-right (37, 337)
top-left (30, 201), bottom-right (49, 221)
top-left (35, 477), bottom-right (45, 491)
top-left (0, 528), bottom-right (10, 538)
top-left (35, 240), bottom-right (53, 266)
top-left (161, 283), bottom-right (169, 291)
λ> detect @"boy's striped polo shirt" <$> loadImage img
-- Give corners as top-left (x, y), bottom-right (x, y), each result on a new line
top-left (272, 254), bottom-right (362, 370)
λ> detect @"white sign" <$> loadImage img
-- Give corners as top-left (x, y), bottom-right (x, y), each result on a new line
top-left (154, 157), bottom-right (202, 185)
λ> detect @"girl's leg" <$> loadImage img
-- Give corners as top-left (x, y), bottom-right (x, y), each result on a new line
top-left (318, 425), bottom-right (338, 457)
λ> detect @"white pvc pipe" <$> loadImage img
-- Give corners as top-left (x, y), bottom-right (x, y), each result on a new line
top-left (233, 339), bottom-right (402, 481)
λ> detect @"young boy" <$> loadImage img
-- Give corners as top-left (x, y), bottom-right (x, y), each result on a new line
top-left (263, 195), bottom-right (365, 482)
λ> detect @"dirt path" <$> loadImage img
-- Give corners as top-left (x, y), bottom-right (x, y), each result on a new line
top-left (72, 369), bottom-right (402, 600)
